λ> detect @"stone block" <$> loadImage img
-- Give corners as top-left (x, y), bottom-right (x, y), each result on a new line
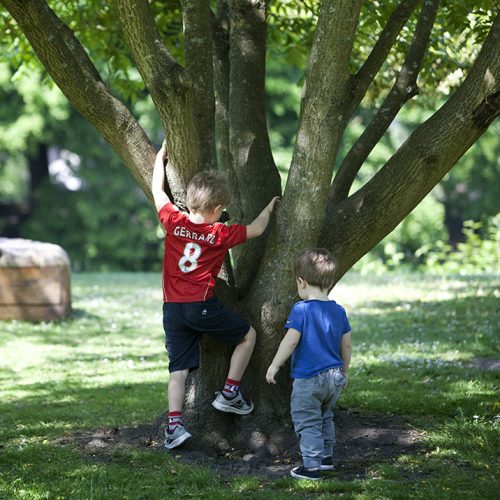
top-left (0, 238), bottom-right (71, 321)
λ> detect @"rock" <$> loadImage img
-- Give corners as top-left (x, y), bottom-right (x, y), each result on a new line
top-left (0, 238), bottom-right (71, 321)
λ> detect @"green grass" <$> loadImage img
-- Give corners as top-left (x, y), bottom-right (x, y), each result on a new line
top-left (0, 272), bottom-right (499, 499)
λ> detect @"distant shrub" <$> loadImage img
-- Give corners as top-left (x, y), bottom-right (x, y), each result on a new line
top-left (355, 214), bottom-right (499, 275)
top-left (417, 214), bottom-right (500, 274)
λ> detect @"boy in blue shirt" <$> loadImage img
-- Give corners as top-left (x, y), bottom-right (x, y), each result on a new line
top-left (266, 248), bottom-right (352, 480)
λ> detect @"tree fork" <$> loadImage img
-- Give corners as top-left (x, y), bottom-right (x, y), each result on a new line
top-left (321, 14), bottom-right (500, 281)
top-left (116, 0), bottom-right (202, 204)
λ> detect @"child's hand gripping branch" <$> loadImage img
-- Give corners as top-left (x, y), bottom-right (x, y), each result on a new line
top-left (246, 196), bottom-right (280, 239)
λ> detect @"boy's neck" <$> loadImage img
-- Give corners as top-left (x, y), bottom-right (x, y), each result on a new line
top-left (188, 207), bottom-right (222, 225)
top-left (188, 211), bottom-right (216, 224)
top-left (302, 285), bottom-right (329, 301)
top-left (188, 211), bottom-right (209, 224)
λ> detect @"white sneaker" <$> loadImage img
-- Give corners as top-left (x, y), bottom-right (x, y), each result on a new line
top-left (164, 425), bottom-right (191, 449)
top-left (212, 391), bottom-right (254, 415)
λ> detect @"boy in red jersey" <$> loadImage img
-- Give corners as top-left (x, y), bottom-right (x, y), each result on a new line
top-left (152, 142), bottom-right (279, 449)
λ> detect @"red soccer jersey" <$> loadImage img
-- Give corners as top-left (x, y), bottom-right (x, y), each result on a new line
top-left (158, 203), bottom-right (247, 302)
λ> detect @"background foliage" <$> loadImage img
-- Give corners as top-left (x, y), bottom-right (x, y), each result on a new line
top-left (0, 1), bottom-right (498, 272)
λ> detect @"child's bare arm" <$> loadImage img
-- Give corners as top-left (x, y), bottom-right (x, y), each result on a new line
top-left (152, 142), bottom-right (172, 213)
top-left (266, 328), bottom-right (301, 384)
top-left (246, 196), bottom-right (280, 239)
top-left (341, 332), bottom-right (352, 374)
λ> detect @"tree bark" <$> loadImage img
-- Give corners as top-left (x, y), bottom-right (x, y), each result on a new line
top-left (181, 0), bottom-right (217, 171)
top-left (222, 0), bottom-right (364, 450)
top-left (213, 1), bottom-right (239, 196)
top-left (247, 0), bottom-right (361, 314)
top-left (228, 0), bottom-right (282, 297)
top-left (184, 1), bottom-right (283, 446)
top-left (348, 0), bottom-right (421, 117)
top-left (116, 0), bottom-right (202, 205)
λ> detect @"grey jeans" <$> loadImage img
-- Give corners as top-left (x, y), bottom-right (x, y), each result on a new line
top-left (290, 368), bottom-right (347, 469)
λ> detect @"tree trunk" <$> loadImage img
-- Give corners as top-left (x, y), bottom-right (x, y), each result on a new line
top-left (227, 0), bottom-right (282, 297)
top-left (28, 143), bottom-right (49, 196)
top-left (3, 0), bottom-right (499, 454)
top-left (183, 0), bottom-right (364, 452)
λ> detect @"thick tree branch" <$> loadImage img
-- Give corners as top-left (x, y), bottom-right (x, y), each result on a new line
top-left (274, 0), bottom-right (361, 250)
top-left (115, 0), bottom-right (182, 95)
top-left (320, 13), bottom-right (500, 281)
top-left (0, 0), bottom-right (155, 199)
top-left (181, 0), bottom-right (217, 169)
top-left (228, 0), bottom-right (281, 296)
top-left (330, 0), bottom-right (439, 205)
top-left (349, 0), bottom-right (421, 115)
top-left (213, 2), bottom-right (243, 210)
top-left (116, 0), bottom-right (203, 202)
top-left (244, 0), bottom-right (361, 327)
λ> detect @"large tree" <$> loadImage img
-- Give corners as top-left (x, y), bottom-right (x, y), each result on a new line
top-left (1, 0), bottom-right (498, 451)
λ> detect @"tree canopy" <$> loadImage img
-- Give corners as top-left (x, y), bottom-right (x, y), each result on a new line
top-left (1, 1), bottom-right (494, 102)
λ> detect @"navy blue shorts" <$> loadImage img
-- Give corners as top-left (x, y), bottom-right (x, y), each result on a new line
top-left (162, 296), bottom-right (251, 373)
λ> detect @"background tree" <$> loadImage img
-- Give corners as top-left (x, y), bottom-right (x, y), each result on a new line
top-left (1, 0), bottom-right (498, 451)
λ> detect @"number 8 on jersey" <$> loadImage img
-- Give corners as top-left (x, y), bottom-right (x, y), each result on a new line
top-left (178, 243), bottom-right (202, 273)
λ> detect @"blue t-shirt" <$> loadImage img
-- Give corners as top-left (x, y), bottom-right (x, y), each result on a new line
top-left (285, 299), bottom-right (351, 379)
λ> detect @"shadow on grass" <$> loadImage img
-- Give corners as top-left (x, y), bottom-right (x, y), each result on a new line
top-left (70, 308), bottom-right (102, 320)
top-left (0, 379), bottom-right (166, 441)
top-left (0, 371), bottom-right (423, 481)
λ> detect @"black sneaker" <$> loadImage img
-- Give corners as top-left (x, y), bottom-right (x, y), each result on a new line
top-left (321, 456), bottom-right (335, 470)
top-left (290, 466), bottom-right (321, 480)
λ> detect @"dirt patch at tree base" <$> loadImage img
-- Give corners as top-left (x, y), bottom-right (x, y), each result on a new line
top-left (58, 408), bottom-right (423, 480)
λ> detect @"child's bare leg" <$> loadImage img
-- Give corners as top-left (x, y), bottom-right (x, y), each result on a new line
top-left (212, 328), bottom-right (256, 414)
top-left (228, 327), bottom-right (256, 381)
top-left (165, 368), bottom-right (192, 449)
top-left (168, 369), bottom-right (189, 412)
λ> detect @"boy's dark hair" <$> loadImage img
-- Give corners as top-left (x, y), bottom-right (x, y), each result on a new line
top-left (294, 248), bottom-right (335, 291)
top-left (186, 171), bottom-right (230, 213)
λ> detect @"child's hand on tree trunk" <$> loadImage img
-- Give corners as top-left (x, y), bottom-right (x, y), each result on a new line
top-left (266, 364), bottom-right (280, 384)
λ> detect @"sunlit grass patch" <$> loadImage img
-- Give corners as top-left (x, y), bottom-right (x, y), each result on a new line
top-left (424, 414), bottom-right (499, 466)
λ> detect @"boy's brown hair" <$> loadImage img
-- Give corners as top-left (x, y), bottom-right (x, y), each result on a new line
top-left (186, 171), bottom-right (230, 213)
top-left (294, 248), bottom-right (335, 291)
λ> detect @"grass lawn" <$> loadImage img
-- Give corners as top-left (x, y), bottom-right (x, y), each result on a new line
top-left (0, 272), bottom-right (498, 499)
